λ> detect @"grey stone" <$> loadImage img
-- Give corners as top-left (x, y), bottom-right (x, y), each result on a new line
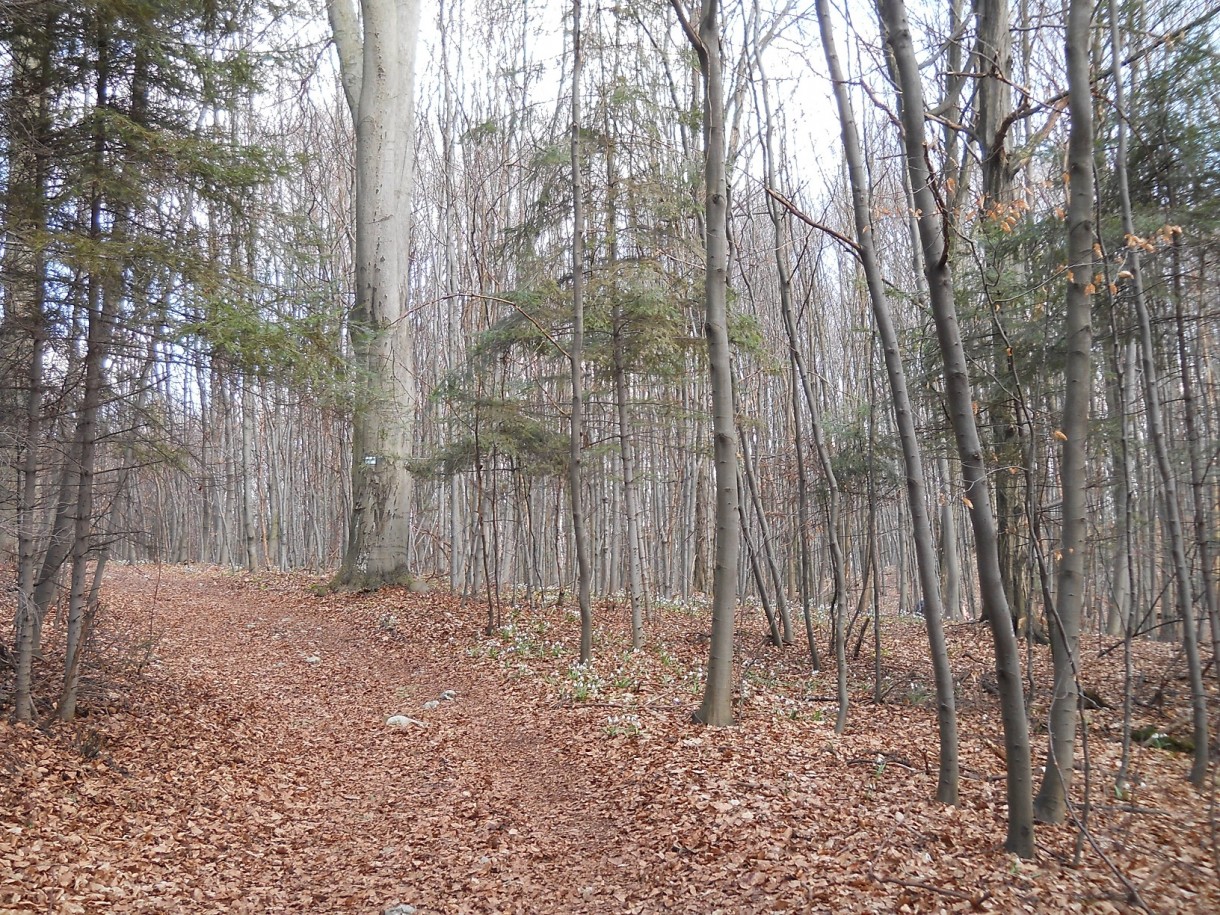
top-left (386, 715), bottom-right (426, 729)
top-left (384, 905), bottom-right (416, 915)
top-left (423, 699), bottom-right (440, 710)
top-left (440, 689), bottom-right (457, 702)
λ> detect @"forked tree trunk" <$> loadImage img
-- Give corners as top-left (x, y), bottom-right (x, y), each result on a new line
top-left (879, 0), bottom-right (1034, 856)
top-left (1033, 0), bottom-right (1094, 822)
top-left (814, 0), bottom-right (958, 802)
top-left (327, 0), bottom-right (420, 590)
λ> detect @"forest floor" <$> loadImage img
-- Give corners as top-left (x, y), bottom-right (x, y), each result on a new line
top-left (2, 566), bottom-right (1218, 914)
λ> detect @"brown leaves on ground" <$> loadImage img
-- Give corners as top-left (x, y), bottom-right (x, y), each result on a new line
top-left (2, 567), bottom-right (1218, 913)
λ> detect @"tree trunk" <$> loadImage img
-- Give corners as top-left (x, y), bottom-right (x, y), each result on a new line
top-left (791, 355), bottom-right (821, 671)
top-left (6, 7), bottom-right (54, 723)
top-left (240, 378), bottom-right (260, 572)
top-left (1106, 343), bottom-right (1138, 637)
top-left (1171, 240), bottom-right (1220, 672)
top-left (327, 0), bottom-right (420, 590)
top-left (741, 421), bottom-right (791, 644)
top-left (879, 0), bottom-right (1034, 856)
top-left (568, 0), bottom-right (593, 663)
top-left (604, 128), bottom-right (647, 647)
top-left (672, 0), bottom-right (740, 727)
top-left (815, 0), bottom-right (958, 801)
top-left (1033, 0), bottom-right (1094, 822)
top-left (1107, 0), bottom-right (1210, 783)
top-left (938, 455), bottom-right (963, 621)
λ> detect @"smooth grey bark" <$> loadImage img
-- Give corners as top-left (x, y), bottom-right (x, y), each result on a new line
top-left (1032, 0), bottom-right (1094, 822)
top-left (791, 354), bottom-right (821, 671)
top-left (938, 455), bottom-right (963, 621)
top-left (738, 471), bottom-right (781, 645)
top-left (600, 71), bottom-right (646, 649)
top-left (437, 11), bottom-right (466, 595)
top-left (569, 0), bottom-right (593, 663)
top-left (672, 0), bottom-right (740, 727)
top-left (691, 459), bottom-right (711, 594)
top-left (974, 0), bottom-right (1040, 642)
top-left (609, 263), bottom-right (646, 648)
top-left (776, 255), bottom-right (847, 728)
top-left (613, 321), bottom-right (646, 649)
top-left (327, 0), bottom-right (420, 589)
top-left (13, 319), bottom-right (44, 722)
top-left (1107, 0), bottom-right (1210, 784)
top-left (240, 379), bottom-right (259, 572)
top-left (741, 421), bottom-right (791, 644)
top-left (797, 350), bottom-right (848, 734)
top-left (764, 176), bottom-right (848, 724)
top-left (1107, 344), bottom-right (1138, 636)
top-left (878, 0), bottom-right (1034, 856)
top-left (814, 0), bottom-right (958, 802)
top-left (749, 65), bottom-right (800, 649)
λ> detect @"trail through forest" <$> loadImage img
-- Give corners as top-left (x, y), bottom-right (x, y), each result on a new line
top-left (3, 567), bottom-right (1217, 913)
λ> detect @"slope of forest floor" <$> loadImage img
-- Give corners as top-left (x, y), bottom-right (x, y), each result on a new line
top-left (2, 566), bottom-right (1218, 913)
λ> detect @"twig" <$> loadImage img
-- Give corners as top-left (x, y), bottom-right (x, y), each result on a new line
top-left (847, 753), bottom-right (918, 772)
top-left (764, 188), bottom-right (862, 259)
top-left (868, 869), bottom-right (991, 905)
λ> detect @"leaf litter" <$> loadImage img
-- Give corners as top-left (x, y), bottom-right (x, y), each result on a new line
top-left (2, 566), bottom-right (1217, 913)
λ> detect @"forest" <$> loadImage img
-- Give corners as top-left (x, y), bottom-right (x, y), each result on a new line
top-left (2, 0), bottom-right (1219, 911)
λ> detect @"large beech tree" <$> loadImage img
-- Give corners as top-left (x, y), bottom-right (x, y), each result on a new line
top-left (326, 0), bottom-right (421, 589)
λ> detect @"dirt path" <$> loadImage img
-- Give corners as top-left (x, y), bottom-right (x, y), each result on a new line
top-left (120, 567), bottom-right (629, 914)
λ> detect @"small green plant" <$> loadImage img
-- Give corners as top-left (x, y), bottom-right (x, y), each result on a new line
top-left (604, 713), bottom-right (642, 738)
top-left (905, 682), bottom-right (930, 707)
top-left (652, 596), bottom-right (704, 617)
top-left (487, 619), bottom-right (566, 659)
top-left (745, 666), bottom-right (779, 689)
top-left (377, 612), bottom-right (399, 633)
top-left (612, 672), bottom-right (640, 691)
top-left (564, 662), bottom-right (604, 702)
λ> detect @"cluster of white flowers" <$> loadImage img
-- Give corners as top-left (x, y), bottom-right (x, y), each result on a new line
top-left (604, 713), bottom-right (642, 738)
